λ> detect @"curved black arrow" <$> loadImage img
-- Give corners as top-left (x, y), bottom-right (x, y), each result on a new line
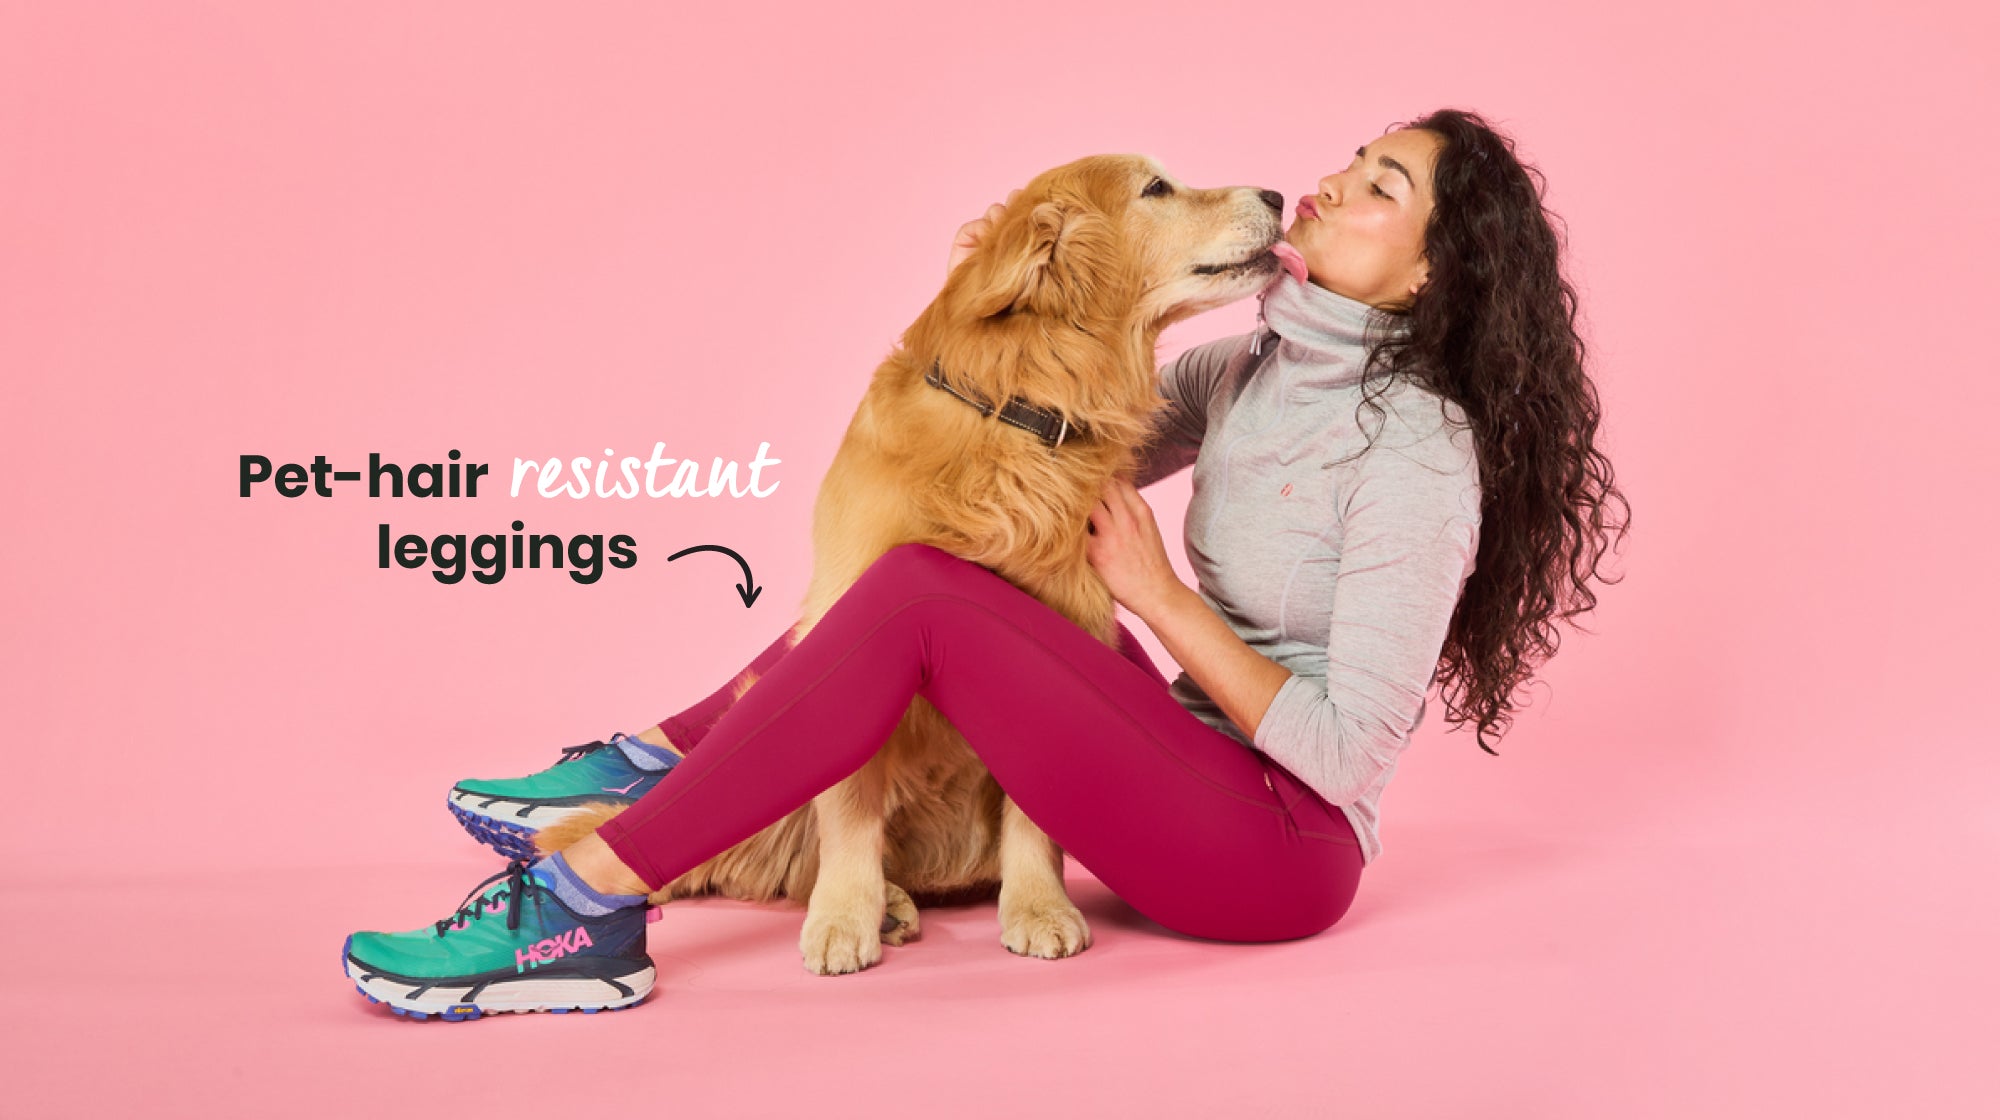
top-left (666, 544), bottom-right (762, 608)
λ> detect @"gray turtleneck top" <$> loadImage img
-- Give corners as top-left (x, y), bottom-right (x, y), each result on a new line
top-left (1135, 272), bottom-right (1482, 866)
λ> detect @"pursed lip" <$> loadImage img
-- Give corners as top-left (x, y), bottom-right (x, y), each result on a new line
top-left (1297, 197), bottom-right (1320, 219)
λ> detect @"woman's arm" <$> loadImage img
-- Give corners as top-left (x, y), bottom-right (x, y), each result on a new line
top-left (1086, 478), bottom-right (1290, 740)
top-left (1135, 581), bottom-right (1292, 742)
top-left (1249, 419), bottom-right (1482, 805)
top-left (1133, 335), bottom-right (1246, 490)
top-left (1090, 408), bottom-right (1482, 807)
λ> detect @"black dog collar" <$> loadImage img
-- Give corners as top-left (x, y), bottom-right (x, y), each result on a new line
top-left (925, 360), bottom-right (1086, 449)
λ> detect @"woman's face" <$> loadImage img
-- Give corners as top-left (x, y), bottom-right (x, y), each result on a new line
top-left (1284, 127), bottom-right (1441, 310)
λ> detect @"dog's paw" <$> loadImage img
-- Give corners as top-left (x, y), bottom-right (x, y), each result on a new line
top-left (800, 906), bottom-right (885, 976)
top-left (999, 895), bottom-right (1092, 960)
top-left (879, 881), bottom-right (922, 947)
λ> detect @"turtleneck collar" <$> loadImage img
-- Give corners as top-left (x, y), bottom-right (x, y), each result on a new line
top-left (1250, 270), bottom-right (1405, 390)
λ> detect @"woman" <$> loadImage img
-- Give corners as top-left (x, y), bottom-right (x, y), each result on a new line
top-left (343, 108), bottom-right (1630, 1020)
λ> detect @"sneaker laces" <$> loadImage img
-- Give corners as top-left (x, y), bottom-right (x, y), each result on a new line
top-left (557, 734), bottom-right (627, 764)
top-left (435, 858), bottom-right (534, 936)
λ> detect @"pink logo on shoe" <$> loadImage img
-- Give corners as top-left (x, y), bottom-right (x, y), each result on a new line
top-left (515, 925), bottom-right (596, 972)
top-left (603, 779), bottom-right (645, 795)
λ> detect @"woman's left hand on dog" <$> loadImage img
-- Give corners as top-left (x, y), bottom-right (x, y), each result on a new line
top-left (1085, 477), bottom-right (1186, 621)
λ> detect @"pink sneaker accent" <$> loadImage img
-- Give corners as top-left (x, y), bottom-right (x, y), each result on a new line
top-left (514, 925), bottom-right (597, 972)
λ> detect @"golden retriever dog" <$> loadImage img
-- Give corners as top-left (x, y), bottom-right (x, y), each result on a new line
top-left (535, 155), bottom-right (1287, 974)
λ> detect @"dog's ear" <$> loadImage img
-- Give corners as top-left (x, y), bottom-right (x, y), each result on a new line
top-left (961, 199), bottom-right (1118, 320)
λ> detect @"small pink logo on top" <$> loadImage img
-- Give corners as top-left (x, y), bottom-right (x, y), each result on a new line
top-left (604, 779), bottom-right (645, 795)
top-left (516, 925), bottom-right (596, 972)
top-left (1280, 482), bottom-right (1294, 497)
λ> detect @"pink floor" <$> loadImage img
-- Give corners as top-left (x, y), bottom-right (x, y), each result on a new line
top-left (7, 765), bottom-right (1988, 1118)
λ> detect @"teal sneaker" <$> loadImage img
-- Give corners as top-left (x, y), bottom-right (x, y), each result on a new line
top-left (343, 859), bottom-right (656, 1021)
top-left (448, 732), bottom-right (681, 860)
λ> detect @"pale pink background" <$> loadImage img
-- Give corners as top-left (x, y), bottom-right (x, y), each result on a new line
top-left (2, 1), bottom-right (1993, 1116)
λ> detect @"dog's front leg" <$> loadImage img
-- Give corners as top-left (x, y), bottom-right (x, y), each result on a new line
top-left (799, 752), bottom-right (890, 975)
top-left (997, 796), bottom-right (1092, 959)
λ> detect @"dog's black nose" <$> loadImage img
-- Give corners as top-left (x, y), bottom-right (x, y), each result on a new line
top-left (1258, 189), bottom-right (1285, 214)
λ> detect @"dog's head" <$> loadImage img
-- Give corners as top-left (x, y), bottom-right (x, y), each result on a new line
top-left (953, 154), bottom-right (1287, 331)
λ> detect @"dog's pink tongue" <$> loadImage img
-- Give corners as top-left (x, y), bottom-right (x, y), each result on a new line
top-left (1272, 241), bottom-right (1309, 284)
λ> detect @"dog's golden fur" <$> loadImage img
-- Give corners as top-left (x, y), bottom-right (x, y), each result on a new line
top-left (536, 155), bottom-right (1285, 972)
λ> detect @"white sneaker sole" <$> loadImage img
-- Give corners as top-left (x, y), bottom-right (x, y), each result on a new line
top-left (447, 790), bottom-right (614, 826)
top-left (345, 954), bottom-right (655, 1020)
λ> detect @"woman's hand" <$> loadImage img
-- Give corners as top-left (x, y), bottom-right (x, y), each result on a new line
top-left (1086, 477), bottom-right (1185, 621)
top-left (947, 189), bottom-right (1022, 277)
top-left (1089, 478), bottom-right (1291, 743)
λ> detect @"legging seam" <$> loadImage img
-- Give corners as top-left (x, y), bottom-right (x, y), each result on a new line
top-left (608, 587), bottom-right (1284, 867)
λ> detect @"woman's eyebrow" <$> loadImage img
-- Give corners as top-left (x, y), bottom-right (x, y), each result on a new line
top-left (1378, 156), bottom-right (1416, 191)
top-left (1354, 145), bottom-right (1417, 192)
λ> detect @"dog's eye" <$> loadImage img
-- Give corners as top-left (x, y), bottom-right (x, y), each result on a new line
top-left (1141, 177), bottom-right (1172, 199)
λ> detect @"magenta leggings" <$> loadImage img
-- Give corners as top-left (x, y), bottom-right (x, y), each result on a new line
top-left (597, 543), bottom-right (1364, 942)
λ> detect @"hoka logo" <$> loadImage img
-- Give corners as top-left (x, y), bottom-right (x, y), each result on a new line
top-left (515, 925), bottom-right (595, 972)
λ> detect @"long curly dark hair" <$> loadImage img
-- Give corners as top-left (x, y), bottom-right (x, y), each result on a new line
top-left (1355, 108), bottom-right (1631, 755)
